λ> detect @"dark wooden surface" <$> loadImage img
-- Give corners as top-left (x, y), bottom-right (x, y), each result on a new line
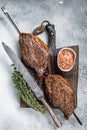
top-left (20, 45), bottom-right (79, 108)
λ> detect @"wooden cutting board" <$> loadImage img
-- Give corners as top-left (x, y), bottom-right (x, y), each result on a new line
top-left (20, 45), bottom-right (79, 109)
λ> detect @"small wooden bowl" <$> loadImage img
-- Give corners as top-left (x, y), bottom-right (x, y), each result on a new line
top-left (57, 48), bottom-right (76, 72)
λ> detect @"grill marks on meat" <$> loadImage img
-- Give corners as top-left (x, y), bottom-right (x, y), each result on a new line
top-left (45, 75), bottom-right (75, 119)
top-left (19, 33), bottom-right (48, 77)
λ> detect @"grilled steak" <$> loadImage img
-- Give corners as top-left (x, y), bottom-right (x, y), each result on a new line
top-left (19, 33), bottom-right (48, 77)
top-left (45, 74), bottom-right (75, 119)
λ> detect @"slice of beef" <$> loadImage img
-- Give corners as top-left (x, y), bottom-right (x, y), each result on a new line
top-left (19, 33), bottom-right (48, 77)
top-left (45, 74), bottom-right (75, 119)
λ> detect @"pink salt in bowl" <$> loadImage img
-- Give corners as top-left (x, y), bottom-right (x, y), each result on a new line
top-left (57, 48), bottom-right (76, 72)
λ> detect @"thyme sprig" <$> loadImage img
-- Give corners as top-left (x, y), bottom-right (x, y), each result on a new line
top-left (11, 65), bottom-right (46, 113)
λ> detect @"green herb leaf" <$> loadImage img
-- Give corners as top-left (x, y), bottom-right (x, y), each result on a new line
top-left (11, 66), bottom-right (46, 113)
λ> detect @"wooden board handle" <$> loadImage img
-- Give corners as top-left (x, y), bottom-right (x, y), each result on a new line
top-left (46, 24), bottom-right (56, 74)
top-left (40, 97), bottom-right (62, 127)
top-left (46, 24), bottom-right (56, 51)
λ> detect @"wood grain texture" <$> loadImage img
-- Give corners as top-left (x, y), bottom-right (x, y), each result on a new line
top-left (20, 45), bottom-right (79, 108)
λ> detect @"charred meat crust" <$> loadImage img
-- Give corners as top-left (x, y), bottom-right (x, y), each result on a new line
top-left (19, 33), bottom-right (48, 77)
top-left (45, 74), bottom-right (75, 119)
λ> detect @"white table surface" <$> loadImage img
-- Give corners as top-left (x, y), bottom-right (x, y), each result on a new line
top-left (0, 0), bottom-right (87, 130)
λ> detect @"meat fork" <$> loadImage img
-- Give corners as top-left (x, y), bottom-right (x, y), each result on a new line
top-left (1, 6), bottom-right (20, 34)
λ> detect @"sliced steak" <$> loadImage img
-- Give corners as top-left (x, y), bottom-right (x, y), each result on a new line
top-left (45, 74), bottom-right (75, 119)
